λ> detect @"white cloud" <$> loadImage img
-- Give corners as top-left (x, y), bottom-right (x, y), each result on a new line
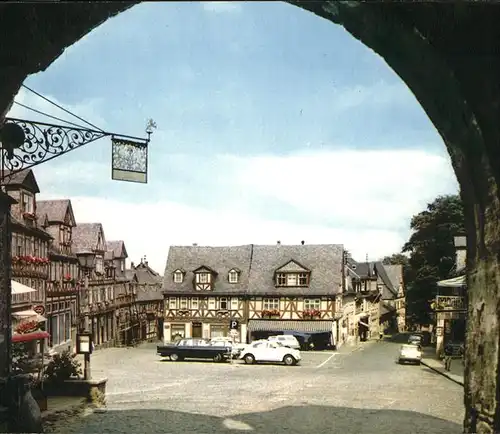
top-left (36, 147), bottom-right (458, 275)
top-left (201, 2), bottom-right (242, 13)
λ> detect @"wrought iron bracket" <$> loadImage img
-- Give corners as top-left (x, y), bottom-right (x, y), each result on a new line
top-left (0, 117), bottom-right (153, 184)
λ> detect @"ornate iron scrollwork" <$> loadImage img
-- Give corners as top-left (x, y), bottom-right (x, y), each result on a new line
top-left (0, 118), bottom-right (107, 179)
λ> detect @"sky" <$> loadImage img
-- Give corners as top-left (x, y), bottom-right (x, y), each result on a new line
top-left (6, 1), bottom-right (458, 273)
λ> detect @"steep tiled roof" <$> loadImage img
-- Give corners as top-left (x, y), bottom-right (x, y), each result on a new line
top-left (163, 244), bottom-right (344, 296)
top-left (163, 245), bottom-right (253, 294)
top-left (382, 265), bottom-right (403, 293)
top-left (248, 244), bottom-right (344, 296)
top-left (36, 199), bottom-right (71, 224)
top-left (2, 169), bottom-right (40, 193)
top-left (72, 223), bottom-right (103, 253)
top-left (107, 240), bottom-right (127, 259)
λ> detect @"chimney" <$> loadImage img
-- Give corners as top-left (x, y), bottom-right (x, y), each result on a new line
top-left (131, 261), bottom-right (135, 268)
top-left (301, 240), bottom-right (305, 245)
top-left (144, 255), bottom-right (148, 266)
top-left (193, 243), bottom-right (198, 247)
top-left (277, 241), bottom-right (281, 246)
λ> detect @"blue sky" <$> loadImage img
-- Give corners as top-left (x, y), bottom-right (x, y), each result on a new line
top-left (8, 1), bottom-right (458, 273)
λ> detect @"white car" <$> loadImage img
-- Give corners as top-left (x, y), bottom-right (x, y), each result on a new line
top-left (398, 344), bottom-right (422, 365)
top-left (268, 335), bottom-right (301, 350)
top-left (240, 341), bottom-right (301, 366)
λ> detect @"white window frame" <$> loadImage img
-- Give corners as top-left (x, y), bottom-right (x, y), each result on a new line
top-left (22, 193), bottom-right (34, 213)
top-left (286, 274), bottom-right (297, 286)
top-left (298, 273), bottom-right (309, 286)
top-left (208, 297), bottom-right (215, 307)
top-left (304, 298), bottom-right (321, 310)
top-left (180, 297), bottom-right (188, 309)
top-left (169, 298), bottom-right (177, 309)
top-left (191, 297), bottom-right (199, 309)
top-left (263, 298), bottom-right (279, 310)
top-left (95, 255), bottom-right (104, 274)
top-left (231, 297), bottom-right (238, 308)
top-left (276, 273), bottom-right (286, 286)
top-left (197, 272), bottom-right (210, 284)
top-left (173, 271), bottom-right (183, 283)
top-left (228, 271), bottom-right (238, 284)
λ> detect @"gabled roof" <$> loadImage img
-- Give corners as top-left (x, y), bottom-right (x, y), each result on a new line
top-left (36, 199), bottom-right (76, 226)
top-left (163, 245), bottom-right (253, 294)
top-left (382, 264), bottom-right (403, 294)
top-left (2, 169), bottom-right (40, 194)
top-left (134, 260), bottom-right (162, 285)
top-left (275, 259), bottom-right (310, 274)
top-left (248, 244), bottom-right (344, 296)
top-left (193, 265), bottom-right (218, 275)
top-left (107, 240), bottom-right (128, 259)
top-left (72, 223), bottom-right (106, 253)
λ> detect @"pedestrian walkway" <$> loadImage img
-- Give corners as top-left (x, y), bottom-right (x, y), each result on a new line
top-left (42, 396), bottom-right (87, 423)
top-left (421, 347), bottom-right (464, 386)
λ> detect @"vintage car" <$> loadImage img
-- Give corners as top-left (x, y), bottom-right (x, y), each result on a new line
top-left (239, 340), bottom-right (301, 366)
top-left (398, 344), bottom-right (422, 365)
top-left (157, 338), bottom-right (232, 362)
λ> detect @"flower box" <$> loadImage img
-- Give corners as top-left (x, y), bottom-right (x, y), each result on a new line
top-left (22, 212), bottom-right (37, 220)
top-left (302, 309), bottom-right (321, 319)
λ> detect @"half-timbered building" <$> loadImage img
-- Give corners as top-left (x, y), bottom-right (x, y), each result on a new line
top-left (73, 223), bottom-right (116, 349)
top-left (162, 243), bottom-right (344, 347)
top-left (128, 257), bottom-right (163, 342)
top-left (246, 243), bottom-right (344, 349)
top-left (37, 199), bottom-right (79, 353)
top-left (4, 170), bottom-right (51, 346)
top-left (163, 245), bottom-right (252, 343)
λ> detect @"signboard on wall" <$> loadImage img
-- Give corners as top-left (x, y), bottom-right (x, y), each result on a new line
top-left (33, 305), bottom-right (45, 316)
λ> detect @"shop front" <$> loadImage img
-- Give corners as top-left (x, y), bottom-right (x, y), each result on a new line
top-left (247, 320), bottom-right (336, 350)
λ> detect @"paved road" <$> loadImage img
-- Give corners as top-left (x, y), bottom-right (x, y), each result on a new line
top-left (47, 340), bottom-right (464, 433)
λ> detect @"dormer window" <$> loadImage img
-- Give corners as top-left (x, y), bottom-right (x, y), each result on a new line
top-left (228, 269), bottom-right (240, 284)
top-left (173, 270), bottom-right (184, 283)
top-left (197, 273), bottom-right (210, 284)
top-left (274, 259), bottom-right (311, 287)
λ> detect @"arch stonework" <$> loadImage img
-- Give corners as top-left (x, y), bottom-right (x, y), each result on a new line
top-left (1, 2), bottom-right (500, 432)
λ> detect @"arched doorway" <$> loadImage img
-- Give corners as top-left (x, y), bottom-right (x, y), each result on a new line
top-left (1, 3), bottom-right (499, 432)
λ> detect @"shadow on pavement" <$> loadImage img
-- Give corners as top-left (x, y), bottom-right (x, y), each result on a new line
top-left (45, 404), bottom-right (462, 434)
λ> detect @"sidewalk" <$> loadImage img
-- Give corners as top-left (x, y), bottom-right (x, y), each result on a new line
top-left (420, 347), bottom-right (464, 386)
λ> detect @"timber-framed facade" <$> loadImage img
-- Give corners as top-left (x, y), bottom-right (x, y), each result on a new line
top-left (162, 243), bottom-right (344, 348)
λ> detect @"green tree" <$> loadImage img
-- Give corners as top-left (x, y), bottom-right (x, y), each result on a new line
top-left (402, 194), bottom-right (465, 325)
top-left (382, 253), bottom-right (409, 266)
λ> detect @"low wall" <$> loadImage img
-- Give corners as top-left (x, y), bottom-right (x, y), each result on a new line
top-left (44, 378), bottom-right (107, 402)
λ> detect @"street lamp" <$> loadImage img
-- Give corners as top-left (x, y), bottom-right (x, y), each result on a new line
top-left (76, 250), bottom-right (96, 333)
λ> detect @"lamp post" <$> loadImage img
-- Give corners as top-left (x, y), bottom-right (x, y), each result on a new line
top-left (76, 251), bottom-right (96, 381)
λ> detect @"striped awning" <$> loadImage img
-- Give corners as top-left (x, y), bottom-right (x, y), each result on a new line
top-left (248, 320), bottom-right (334, 333)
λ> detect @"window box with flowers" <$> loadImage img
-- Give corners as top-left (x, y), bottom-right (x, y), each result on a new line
top-left (63, 275), bottom-right (76, 285)
top-left (302, 309), bottom-right (321, 319)
top-left (261, 309), bottom-right (280, 318)
top-left (12, 256), bottom-right (49, 265)
top-left (22, 212), bottom-right (37, 220)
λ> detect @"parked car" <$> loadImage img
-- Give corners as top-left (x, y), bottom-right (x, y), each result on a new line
top-left (157, 338), bottom-right (232, 362)
top-left (240, 340), bottom-right (301, 366)
top-left (398, 344), bottom-right (422, 365)
top-left (408, 334), bottom-right (423, 346)
top-left (268, 335), bottom-right (301, 350)
top-left (209, 338), bottom-right (246, 359)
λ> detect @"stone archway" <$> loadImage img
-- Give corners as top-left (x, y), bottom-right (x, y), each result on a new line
top-left (1, 3), bottom-right (500, 432)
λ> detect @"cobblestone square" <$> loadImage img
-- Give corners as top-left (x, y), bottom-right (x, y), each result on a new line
top-left (49, 341), bottom-right (464, 433)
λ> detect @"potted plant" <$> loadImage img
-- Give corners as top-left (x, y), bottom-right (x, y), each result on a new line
top-left (44, 350), bottom-right (82, 395)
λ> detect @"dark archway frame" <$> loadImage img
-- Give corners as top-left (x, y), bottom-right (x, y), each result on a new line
top-left (1, 2), bottom-right (500, 432)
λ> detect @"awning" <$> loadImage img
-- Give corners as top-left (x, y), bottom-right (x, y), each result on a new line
top-left (12, 310), bottom-right (47, 322)
top-left (358, 320), bottom-right (369, 328)
top-left (12, 331), bottom-right (50, 343)
top-left (437, 275), bottom-right (466, 288)
top-left (11, 280), bottom-right (36, 295)
top-left (248, 320), bottom-right (334, 333)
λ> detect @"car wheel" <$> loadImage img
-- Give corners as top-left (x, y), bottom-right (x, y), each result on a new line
top-left (283, 355), bottom-right (296, 366)
top-left (170, 353), bottom-right (180, 362)
top-left (213, 353), bottom-right (223, 363)
top-left (244, 354), bottom-right (255, 365)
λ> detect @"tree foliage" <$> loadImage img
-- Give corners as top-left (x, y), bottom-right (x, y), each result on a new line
top-left (402, 194), bottom-right (465, 324)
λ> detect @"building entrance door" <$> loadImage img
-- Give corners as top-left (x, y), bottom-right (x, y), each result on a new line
top-left (192, 322), bottom-right (202, 338)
